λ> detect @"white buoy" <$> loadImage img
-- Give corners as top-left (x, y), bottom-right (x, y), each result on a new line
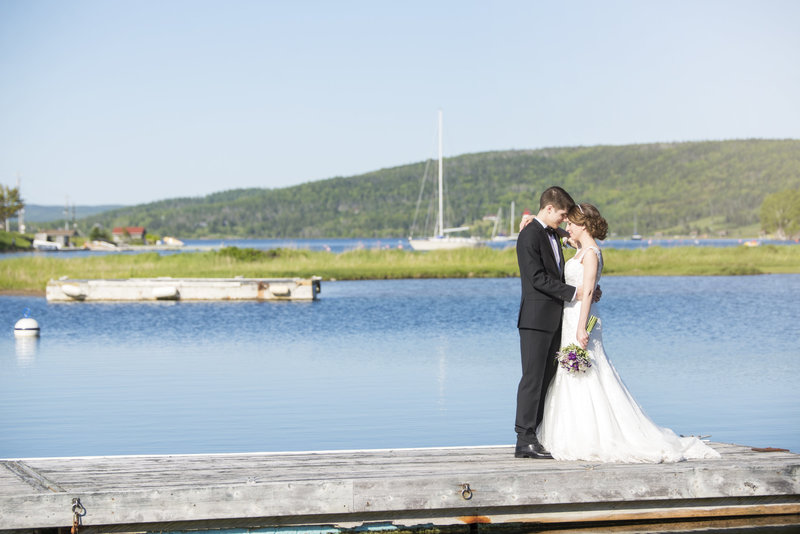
top-left (14, 309), bottom-right (40, 337)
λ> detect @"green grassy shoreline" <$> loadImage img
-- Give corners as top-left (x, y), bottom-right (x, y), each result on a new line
top-left (2, 245), bottom-right (799, 294)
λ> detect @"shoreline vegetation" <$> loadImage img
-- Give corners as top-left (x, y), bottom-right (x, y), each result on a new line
top-left (2, 245), bottom-right (799, 294)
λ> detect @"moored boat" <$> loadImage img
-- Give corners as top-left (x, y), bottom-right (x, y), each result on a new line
top-left (408, 111), bottom-right (481, 251)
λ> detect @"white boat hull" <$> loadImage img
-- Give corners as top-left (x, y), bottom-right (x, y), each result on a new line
top-left (491, 235), bottom-right (517, 242)
top-left (32, 239), bottom-right (61, 251)
top-left (408, 237), bottom-right (482, 251)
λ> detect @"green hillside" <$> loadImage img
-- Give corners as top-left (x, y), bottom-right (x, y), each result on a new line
top-left (43, 139), bottom-right (800, 239)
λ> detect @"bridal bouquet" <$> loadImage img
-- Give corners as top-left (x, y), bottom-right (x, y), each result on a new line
top-left (556, 315), bottom-right (598, 374)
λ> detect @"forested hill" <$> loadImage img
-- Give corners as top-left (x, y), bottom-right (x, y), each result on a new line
top-left (76, 139), bottom-right (800, 239)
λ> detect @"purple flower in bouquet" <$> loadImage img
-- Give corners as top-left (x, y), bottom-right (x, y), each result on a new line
top-left (557, 344), bottom-right (592, 373)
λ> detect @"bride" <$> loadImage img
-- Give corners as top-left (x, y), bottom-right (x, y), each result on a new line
top-left (537, 203), bottom-right (720, 463)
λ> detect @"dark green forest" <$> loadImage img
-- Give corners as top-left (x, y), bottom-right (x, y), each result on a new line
top-left (51, 139), bottom-right (800, 239)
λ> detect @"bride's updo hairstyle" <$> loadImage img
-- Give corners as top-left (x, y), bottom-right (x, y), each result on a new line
top-left (568, 203), bottom-right (608, 240)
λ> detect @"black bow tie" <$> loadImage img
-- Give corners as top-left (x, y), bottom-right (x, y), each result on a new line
top-left (545, 226), bottom-right (558, 236)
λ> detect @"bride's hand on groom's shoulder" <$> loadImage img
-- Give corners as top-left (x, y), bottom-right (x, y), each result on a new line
top-left (519, 214), bottom-right (534, 231)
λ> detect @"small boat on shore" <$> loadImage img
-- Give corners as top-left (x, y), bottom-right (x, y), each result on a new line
top-left (162, 236), bottom-right (184, 246)
top-left (83, 240), bottom-right (118, 251)
top-left (31, 239), bottom-right (61, 251)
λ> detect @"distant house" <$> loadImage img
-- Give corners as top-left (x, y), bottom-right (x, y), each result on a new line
top-left (34, 229), bottom-right (75, 248)
top-left (112, 226), bottom-right (147, 243)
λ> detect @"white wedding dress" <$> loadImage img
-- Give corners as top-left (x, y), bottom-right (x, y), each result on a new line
top-left (537, 247), bottom-right (720, 463)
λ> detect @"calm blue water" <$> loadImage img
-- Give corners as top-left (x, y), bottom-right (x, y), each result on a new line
top-left (180, 237), bottom-right (798, 251)
top-left (2, 236), bottom-right (797, 260)
top-left (1, 275), bottom-right (799, 459)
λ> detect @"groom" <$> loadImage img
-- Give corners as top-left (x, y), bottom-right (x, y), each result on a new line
top-left (514, 186), bottom-right (578, 459)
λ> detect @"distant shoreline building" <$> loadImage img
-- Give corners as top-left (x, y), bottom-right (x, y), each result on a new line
top-left (112, 226), bottom-right (147, 243)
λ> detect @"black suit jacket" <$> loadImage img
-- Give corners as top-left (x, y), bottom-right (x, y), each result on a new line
top-left (516, 220), bottom-right (576, 332)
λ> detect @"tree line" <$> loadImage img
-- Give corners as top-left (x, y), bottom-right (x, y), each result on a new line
top-left (11, 139), bottom-right (800, 240)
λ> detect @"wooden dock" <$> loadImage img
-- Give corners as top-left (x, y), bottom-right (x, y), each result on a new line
top-left (1, 443), bottom-right (798, 533)
top-left (46, 276), bottom-right (322, 302)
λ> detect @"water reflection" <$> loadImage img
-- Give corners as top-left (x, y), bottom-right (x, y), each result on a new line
top-left (14, 336), bottom-right (39, 365)
top-left (1, 275), bottom-right (799, 458)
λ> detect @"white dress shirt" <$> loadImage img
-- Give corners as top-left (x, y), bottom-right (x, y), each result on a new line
top-left (534, 217), bottom-right (577, 301)
top-left (535, 217), bottom-right (562, 271)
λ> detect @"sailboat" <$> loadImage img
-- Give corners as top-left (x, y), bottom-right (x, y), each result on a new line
top-left (408, 111), bottom-right (481, 251)
top-left (631, 213), bottom-right (642, 240)
top-left (491, 200), bottom-right (519, 242)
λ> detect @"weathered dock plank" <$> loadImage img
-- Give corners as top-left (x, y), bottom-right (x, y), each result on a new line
top-left (45, 276), bottom-right (322, 301)
top-left (1, 443), bottom-right (798, 532)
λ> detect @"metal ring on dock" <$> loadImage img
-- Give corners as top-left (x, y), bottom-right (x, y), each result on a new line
top-left (461, 483), bottom-right (473, 500)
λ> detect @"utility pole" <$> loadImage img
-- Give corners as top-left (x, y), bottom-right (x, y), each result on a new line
top-left (437, 109), bottom-right (444, 237)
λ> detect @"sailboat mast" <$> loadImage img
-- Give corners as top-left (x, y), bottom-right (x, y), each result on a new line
top-left (437, 110), bottom-right (444, 237)
top-left (510, 200), bottom-right (515, 236)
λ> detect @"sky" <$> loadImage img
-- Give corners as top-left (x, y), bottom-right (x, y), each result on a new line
top-left (1, 0), bottom-right (799, 206)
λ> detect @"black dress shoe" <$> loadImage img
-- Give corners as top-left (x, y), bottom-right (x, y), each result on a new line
top-left (514, 438), bottom-right (553, 459)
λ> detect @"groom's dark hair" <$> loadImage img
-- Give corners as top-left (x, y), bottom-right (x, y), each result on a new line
top-left (539, 186), bottom-right (575, 211)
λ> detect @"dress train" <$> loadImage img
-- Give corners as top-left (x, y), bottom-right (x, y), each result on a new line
top-left (537, 247), bottom-right (720, 463)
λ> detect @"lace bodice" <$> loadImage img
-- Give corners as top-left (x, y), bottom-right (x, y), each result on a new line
top-left (564, 246), bottom-right (603, 287)
top-left (562, 246), bottom-right (603, 347)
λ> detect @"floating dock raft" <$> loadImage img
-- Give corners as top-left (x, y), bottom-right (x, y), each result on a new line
top-left (1, 443), bottom-right (798, 533)
top-left (46, 276), bottom-right (322, 302)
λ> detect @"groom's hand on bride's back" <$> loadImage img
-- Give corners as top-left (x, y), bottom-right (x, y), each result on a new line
top-left (574, 285), bottom-right (602, 302)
